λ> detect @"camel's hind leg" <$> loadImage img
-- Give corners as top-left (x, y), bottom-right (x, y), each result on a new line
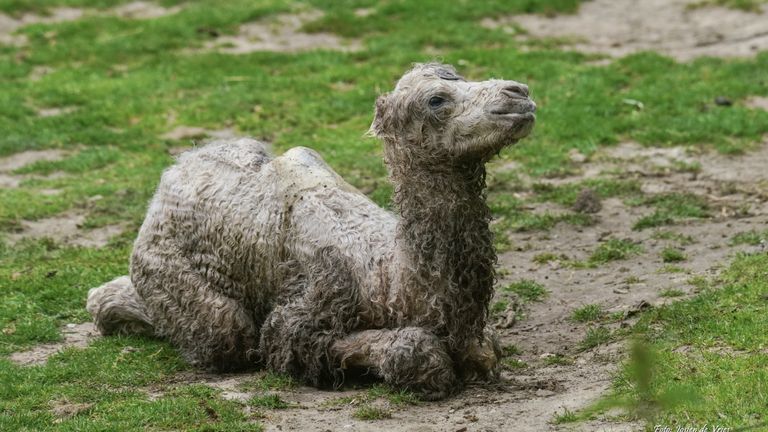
top-left (131, 254), bottom-right (261, 372)
top-left (330, 328), bottom-right (459, 400)
top-left (87, 276), bottom-right (154, 337)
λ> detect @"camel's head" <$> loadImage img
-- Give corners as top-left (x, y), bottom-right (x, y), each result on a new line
top-left (370, 63), bottom-right (536, 164)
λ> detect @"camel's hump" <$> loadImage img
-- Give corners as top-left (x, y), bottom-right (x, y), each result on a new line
top-left (272, 146), bottom-right (360, 197)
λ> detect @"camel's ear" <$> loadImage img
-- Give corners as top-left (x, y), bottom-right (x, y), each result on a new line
top-left (368, 93), bottom-right (393, 139)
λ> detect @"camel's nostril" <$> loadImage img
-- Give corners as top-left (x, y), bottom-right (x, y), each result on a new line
top-left (502, 84), bottom-right (529, 98)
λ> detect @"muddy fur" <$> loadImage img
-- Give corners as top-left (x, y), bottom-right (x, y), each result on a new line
top-left (87, 63), bottom-right (536, 398)
top-left (259, 247), bottom-right (363, 386)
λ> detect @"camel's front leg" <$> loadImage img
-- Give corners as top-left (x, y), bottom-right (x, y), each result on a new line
top-left (458, 326), bottom-right (502, 382)
top-left (331, 327), bottom-right (459, 400)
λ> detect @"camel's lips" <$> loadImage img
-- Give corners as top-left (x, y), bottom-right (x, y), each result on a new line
top-left (489, 111), bottom-right (537, 125)
top-left (489, 100), bottom-right (537, 117)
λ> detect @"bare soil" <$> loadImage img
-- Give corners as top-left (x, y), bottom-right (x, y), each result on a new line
top-left (0, 149), bottom-right (125, 247)
top-left (6, 211), bottom-right (126, 248)
top-left (9, 323), bottom-right (97, 366)
top-left (482, 0), bottom-right (768, 61)
top-left (201, 10), bottom-right (362, 54)
top-left (0, 149), bottom-right (68, 188)
top-left (0, 2), bottom-right (181, 47)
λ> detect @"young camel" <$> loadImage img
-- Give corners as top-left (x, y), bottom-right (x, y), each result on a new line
top-left (87, 63), bottom-right (536, 399)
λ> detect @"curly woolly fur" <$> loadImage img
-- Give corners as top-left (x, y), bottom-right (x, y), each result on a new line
top-left (87, 63), bottom-right (536, 399)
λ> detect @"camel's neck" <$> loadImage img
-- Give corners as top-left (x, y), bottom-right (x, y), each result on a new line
top-left (389, 161), bottom-right (496, 353)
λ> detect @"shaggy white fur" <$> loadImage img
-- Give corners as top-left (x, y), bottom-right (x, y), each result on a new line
top-left (87, 63), bottom-right (536, 399)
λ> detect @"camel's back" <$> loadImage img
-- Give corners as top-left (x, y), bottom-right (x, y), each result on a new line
top-left (131, 138), bottom-right (395, 304)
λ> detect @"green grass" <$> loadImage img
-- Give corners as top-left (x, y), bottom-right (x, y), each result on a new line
top-left (633, 193), bottom-right (710, 230)
top-left (502, 357), bottom-right (528, 370)
top-left (660, 247), bottom-right (687, 263)
top-left (688, 0), bottom-right (768, 11)
top-left (659, 288), bottom-right (685, 298)
top-left (552, 407), bottom-right (578, 424)
top-left (599, 253), bottom-right (768, 428)
top-left (571, 304), bottom-right (604, 322)
top-left (651, 230), bottom-right (695, 245)
top-left (501, 344), bottom-right (522, 357)
top-left (491, 300), bottom-right (510, 315)
top-left (589, 238), bottom-right (643, 265)
top-left (0, 0), bottom-right (767, 429)
top-left (532, 179), bottom-right (641, 207)
top-left (502, 280), bottom-right (548, 301)
top-left (544, 354), bottom-right (574, 366)
top-left (532, 252), bottom-right (562, 264)
top-left (579, 326), bottom-right (613, 351)
top-left (323, 384), bottom-right (420, 409)
top-left (352, 405), bottom-right (392, 420)
top-left (240, 372), bottom-right (296, 392)
top-left (249, 394), bottom-right (290, 410)
top-left (731, 229), bottom-right (768, 246)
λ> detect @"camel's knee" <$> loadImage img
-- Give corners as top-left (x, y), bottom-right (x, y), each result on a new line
top-left (459, 326), bottom-right (502, 382)
top-left (378, 328), bottom-right (458, 399)
top-left (333, 328), bottom-right (458, 399)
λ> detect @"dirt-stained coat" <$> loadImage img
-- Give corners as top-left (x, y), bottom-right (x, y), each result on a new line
top-left (86, 63), bottom-right (537, 399)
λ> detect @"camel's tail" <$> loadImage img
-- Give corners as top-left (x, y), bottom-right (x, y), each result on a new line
top-left (86, 276), bottom-right (155, 337)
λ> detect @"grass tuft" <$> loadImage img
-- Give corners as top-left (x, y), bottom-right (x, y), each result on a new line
top-left (353, 405), bottom-right (392, 420)
top-left (552, 408), bottom-right (578, 424)
top-left (731, 229), bottom-right (768, 246)
top-left (503, 280), bottom-right (548, 301)
top-left (633, 194), bottom-right (709, 230)
top-left (571, 304), bottom-right (604, 322)
top-left (589, 239), bottom-right (643, 264)
top-left (661, 247), bottom-right (687, 263)
top-left (579, 326), bottom-right (612, 351)
top-left (249, 394), bottom-right (290, 410)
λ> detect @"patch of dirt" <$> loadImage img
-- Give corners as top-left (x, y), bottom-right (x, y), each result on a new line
top-left (0, 149), bottom-right (68, 189)
top-left (161, 126), bottom-right (237, 141)
top-left (111, 1), bottom-right (182, 19)
top-left (746, 96), bottom-right (768, 111)
top-left (0, 149), bottom-right (67, 171)
top-left (482, 0), bottom-right (768, 61)
top-left (567, 139), bottom-right (768, 207)
top-left (0, 2), bottom-right (181, 47)
top-left (50, 400), bottom-right (94, 420)
top-left (161, 126), bottom-right (240, 155)
top-left (0, 7), bottom-right (85, 46)
top-left (201, 10), bottom-right (362, 54)
top-left (37, 106), bottom-right (78, 117)
top-left (6, 211), bottom-right (126, 248)
top-left (28, 65), bottom-right (55, 81)
top-left (9, 323), bottom-right (97, 366)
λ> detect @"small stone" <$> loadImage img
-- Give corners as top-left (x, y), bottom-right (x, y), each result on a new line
top-left (714, 96), bottom-right (732, 106)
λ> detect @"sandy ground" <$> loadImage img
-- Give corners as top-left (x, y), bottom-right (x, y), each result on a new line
top-left (0, 2), bottom-right (180, 47)
top-left (200, 10), bottom-right (362, 54)
top-left (0, 150), bottom-right (125, 248)
top-left (482, 0), bottom-right (768, 61)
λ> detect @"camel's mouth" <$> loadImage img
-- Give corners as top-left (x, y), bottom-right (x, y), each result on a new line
top-left (490, 111), bottom-right (536, 120)
top-left (489, 100), bottom-right (537, 117)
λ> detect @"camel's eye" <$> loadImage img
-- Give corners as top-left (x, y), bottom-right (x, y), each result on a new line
top-left (428, 96), bottom-right (446, 108)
